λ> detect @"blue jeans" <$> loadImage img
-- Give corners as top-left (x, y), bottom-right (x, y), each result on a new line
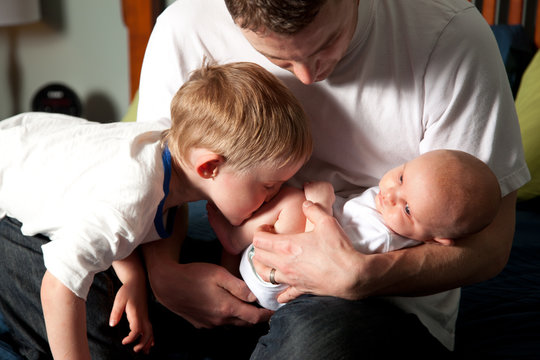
top-left (0, 216), bottom-right (140, 360)
top-left (0, 215), bottom-right (450, 359)
top-left (251, 295), bottom-right (451, 360)
top-left (0, 216), bottom-right (264, 360)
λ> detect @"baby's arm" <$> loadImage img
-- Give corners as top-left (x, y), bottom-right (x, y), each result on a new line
top-left (110, 250), bottom-right (154, 354)
top-left (209, 186), bottom-right (308, 254)
top-left (303, 181), bottom-right (335, 230)
top-left (41, 270), bottom-right (90, 360)
top-left (209, 183), bottom-right (335, 254)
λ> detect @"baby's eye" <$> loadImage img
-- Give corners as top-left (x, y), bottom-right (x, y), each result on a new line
top-left (399, 175), bottom-right (403, 184)
top-left (264, 184), bottom-right (276, 190)
top-left (404, 204), bottom-right (411, 215)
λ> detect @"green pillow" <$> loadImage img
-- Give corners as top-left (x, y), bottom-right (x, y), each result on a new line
top-left (515, 50), bottom-right (540, 201)
top-left (121, 91), bottom-right (139, 122)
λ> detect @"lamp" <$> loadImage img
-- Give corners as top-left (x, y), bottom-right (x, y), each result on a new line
top-left (0, 0), bottom-right (40, 26)
top-left (0, 0), bottom-right (41, 115)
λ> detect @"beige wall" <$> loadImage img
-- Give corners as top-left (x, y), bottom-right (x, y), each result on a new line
top-left (0, 0), bottom-right (129, 122)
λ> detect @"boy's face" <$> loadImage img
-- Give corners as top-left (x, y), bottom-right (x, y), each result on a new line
top-left (375, 154), bottom-right (457, 242)
top-left (241, 0), bottom-right (359, 84)
top-left (210, 160), bottom-right (304, 226)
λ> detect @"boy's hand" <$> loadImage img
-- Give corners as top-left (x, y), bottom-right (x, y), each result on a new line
top-left (109, 282), bottom-right (154, 354)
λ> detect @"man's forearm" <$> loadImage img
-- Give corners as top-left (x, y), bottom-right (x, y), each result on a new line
top-left (353, 191), bottom-right (516, 298)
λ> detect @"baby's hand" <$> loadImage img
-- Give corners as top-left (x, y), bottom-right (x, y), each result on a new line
top-left (304, 181), bottom-right (335, 215)
top-left (109, 282), bottom-right (154, 354)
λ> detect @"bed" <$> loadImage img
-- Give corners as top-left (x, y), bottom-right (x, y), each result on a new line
top-left (1, 0), bottom-right (539, 358)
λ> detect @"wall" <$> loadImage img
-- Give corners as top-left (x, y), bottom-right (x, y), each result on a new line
top-left (0, 0), bottom-right (129, 122)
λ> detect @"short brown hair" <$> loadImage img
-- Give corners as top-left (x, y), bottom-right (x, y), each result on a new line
top-left (224, 0), bottom-right (327, 34)
top-left (163, 61), bottom-right (312, 172)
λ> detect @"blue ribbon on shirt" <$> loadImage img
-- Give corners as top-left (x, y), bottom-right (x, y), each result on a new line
top-left (154, 145), bottom-right (176, 239)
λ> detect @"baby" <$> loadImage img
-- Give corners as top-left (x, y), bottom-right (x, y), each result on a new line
top-left (209, 149), bottom-right (501, 310)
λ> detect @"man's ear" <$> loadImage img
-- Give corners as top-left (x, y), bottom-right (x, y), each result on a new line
top-left (430, 237), bottom-right (455, 246)
top-left (191, 149), bottom-right (224, 179)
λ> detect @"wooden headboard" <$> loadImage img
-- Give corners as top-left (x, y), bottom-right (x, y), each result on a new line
top-left (473, 0), bottom-right (540, 48)
top-left (121, 0), bottom-right (540, 101)
top-left (122, 0), bottom-right (164, 101)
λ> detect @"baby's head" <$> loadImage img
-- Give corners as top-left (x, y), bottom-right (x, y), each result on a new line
top-left (163, 61), bottom-right (312, 173)
top-left (376, 149), bottom-right (501, 245)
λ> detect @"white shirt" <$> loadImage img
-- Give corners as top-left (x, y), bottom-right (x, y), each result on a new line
top-left (0, 112), bottom-right (169, 299)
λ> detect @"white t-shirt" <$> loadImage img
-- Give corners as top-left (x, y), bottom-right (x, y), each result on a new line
top-left (136, 0), bottom-right (531, 350)
top-left (0, 112), bottom-right (169, 300)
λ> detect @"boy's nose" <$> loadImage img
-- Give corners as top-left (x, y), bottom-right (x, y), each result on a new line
top-left (265, 188), bottom-right (280, 203)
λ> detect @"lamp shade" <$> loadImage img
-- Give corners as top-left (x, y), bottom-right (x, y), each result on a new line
top-left (0, 0), bottom-right (40, 26)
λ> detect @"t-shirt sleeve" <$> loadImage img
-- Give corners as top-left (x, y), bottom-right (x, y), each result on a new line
top-left (421, 7), bottom-right (530, 196)
top-left (41, 207), bottom-right (143, 300)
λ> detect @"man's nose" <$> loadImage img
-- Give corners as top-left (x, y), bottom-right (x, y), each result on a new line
top-left (292, 60), bottom-right (318, 85)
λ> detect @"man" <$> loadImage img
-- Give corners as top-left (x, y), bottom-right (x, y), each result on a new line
top-left (138, 0), bottom-right (529, 358)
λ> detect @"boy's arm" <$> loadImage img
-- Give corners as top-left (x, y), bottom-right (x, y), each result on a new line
top-left (110, 250), bottom-right (154, 354)
top-left (41, 270), bottom-right (90, 360)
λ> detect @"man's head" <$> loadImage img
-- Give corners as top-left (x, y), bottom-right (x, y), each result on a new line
top-left (225, 0), bottom-right (359, 84)
top-left (376, 150), bottom-right (502, 244)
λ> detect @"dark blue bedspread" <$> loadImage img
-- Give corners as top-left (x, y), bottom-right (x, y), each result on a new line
top-left (455, 198), bottom-right (540, 359)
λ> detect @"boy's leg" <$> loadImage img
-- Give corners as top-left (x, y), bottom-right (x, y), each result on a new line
top-left (0, 216), bottom-right (141, 360)
top-left (250, 295), bottom-right (451, 360)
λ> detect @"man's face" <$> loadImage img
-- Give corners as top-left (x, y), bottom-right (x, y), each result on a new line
top-left (241, 0), bottom-right (359, 84)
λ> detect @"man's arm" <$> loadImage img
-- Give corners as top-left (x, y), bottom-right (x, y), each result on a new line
top-left (41, 270), bottom-right (90, 360)
top-left (142, 204), bottom-right (272, 328)
top-left (252, 191), bottom-right (516, 302)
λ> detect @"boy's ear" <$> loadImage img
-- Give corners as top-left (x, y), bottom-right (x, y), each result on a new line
top-left (431, 237), bottom-right (455, 246)
top-left (192, 150), bottom-right (224, 179)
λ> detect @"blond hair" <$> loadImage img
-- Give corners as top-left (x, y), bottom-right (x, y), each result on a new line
top-left (163, 62), bottom-right (312, 172)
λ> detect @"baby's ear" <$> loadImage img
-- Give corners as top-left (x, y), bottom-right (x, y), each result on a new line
top-left (431, 237), bottom-right (455, 246)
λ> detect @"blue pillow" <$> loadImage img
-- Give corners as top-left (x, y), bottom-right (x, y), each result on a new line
top-left (490, 25), bottom-right (536, 96)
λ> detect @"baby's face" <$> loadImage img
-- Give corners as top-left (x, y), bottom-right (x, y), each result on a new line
top-left (376, 154), bottom-right (455, 242)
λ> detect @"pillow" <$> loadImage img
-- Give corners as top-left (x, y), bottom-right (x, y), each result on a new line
top-left (491, 25), bottom-right (535, 96)
top-left (515, 50), bottom-right (540, 201)
top-left (121, 91), bottom-right (139, 122)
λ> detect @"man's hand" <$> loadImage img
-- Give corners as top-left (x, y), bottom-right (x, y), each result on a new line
top-left (252, 200), bottom-right (361, 304)
top-left (144, 238), bottom-right (273, 328)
